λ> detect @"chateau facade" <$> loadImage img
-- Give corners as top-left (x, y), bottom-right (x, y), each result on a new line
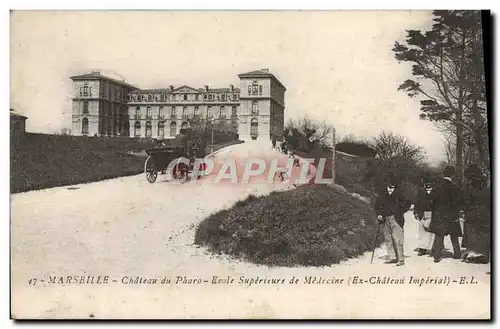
top-left (70, 69), bottom-right (286, 141)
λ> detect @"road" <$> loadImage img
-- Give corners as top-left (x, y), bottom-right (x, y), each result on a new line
top-left (11, 140), bottom-right (490, 319)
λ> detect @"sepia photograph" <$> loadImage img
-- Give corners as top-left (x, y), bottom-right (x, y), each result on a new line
top-left (9, 9), bottom-right (491, 319)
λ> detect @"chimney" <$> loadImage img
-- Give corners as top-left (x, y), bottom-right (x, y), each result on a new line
top-left (230, 84), bottom-right (234, 92)
top-left (170, 85), bottom-right (174, 91)
top-left (205, 85), bottom-right (209, 92)
top-left (261, 68), bottom-right (269, 73)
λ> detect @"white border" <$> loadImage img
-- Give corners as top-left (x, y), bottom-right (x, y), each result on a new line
top-left (2, 1), bottom-right (498, 327)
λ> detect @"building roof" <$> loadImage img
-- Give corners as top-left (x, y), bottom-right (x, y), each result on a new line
top-left (70, 72), bottom-right (138, 90)
top-left (129, 86), bottom-right (241, 94)
top-left (10, 111), bottom-right (28, 119)
top-left (237, 69), bottom-right (286, 91)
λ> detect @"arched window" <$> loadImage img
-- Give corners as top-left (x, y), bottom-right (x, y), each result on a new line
top-left (219, 106), bottom-right (226, 118)
top-left (83, 101), bottom-right (89, 114)
top-left (83, 83), bottom-right (90, 97)
top-left (232, 106), bottom-right (237, 117)
top-left (194, 106), bottom-right (200, 117)
top-left (82, 118), bottom-right (89, 135)
top-left (146, 106), bottom-right (152, 118)
top-left (250, 118), bottom-right (258, 138)
top-left (251, 101), bottom-right (258, 114)
top-left (252, 81), bottom-right (259, 95)
top-left (134, 121), bottom-right (141, 137)
top-left (158, 122), bottom-right (164, 137)
top-left (145, 121), bottom-right (152, 138)
top-left (159, 106), bottom-right (164, 119)
top-left (135, 106), bottom-right (140, 118)
top-left (170, 121), bottom-right (177, 137)
top-left (182, 106), bottom-right (188, 118)
top-left (171, 106), bottom-right (176, 118)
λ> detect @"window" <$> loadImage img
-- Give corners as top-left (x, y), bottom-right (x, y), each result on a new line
top-left (135, 106), bottom-right (141, 118)
top-left (207, 106), bottom-right (212, 118)
top-left (208, 94), bottom-right (213, 101)
top-left (148, 95), bottom-right (153, 102)
top-left (184, 94), bottom-right (188, 101)
top-left (195, 94), bottom-right (199, 101)
top-left (232, 106), bottom-right (237, 117)
top-left (170, 121), bottom-right (177, 137)
top-left (248, 85), bottom-right (251, 95)
top-left (204, 94), bottom-right (207, 100)
top-left (159, 106), bottom-right (164, 119)
top-left (146, 106), bottom-right (152, 118)
top-left (158, 122), bottom-right (164, 137)
top-left (83, 101), bottom-right (89, 114)
top-left (146, 121), bottom-right (152, 138)
top-left (252, 81), bottom-right (259, 95)
top-left (194, 106), bottom-right (200, 117)
top-left (219, 106), bottom-right (226, 118)
top-left (221, 94), bottom-right (225, 101)
top-left (182, 106), bottom-right (188, 118)
top-left (83, 83), bottom-right (90, 97)
top-left (251, 101), bottom-right (258, 114)
top-left (136, 95), bottom-right (142, 102)
top-left (134, 121), bottom-right (141, 137)
top-left (233, 94), bottom-right (238, 101)
top-left (160, 94), bottom-right (166, 102)
top-left (171, 106), bottom-right (176, 118)
top-left (82, 118), bottom-right (89, 135)
top-left (259, 85), bottom-right (263, 95)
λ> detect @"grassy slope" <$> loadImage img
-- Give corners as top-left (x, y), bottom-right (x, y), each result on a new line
top-left (195, 185), bottom-right (380, 267)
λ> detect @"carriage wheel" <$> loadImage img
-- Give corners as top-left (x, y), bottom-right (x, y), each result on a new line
top-left (145, 157), bottom-right (158, 183)
top-left (172, 163), bottom-right (187, 180)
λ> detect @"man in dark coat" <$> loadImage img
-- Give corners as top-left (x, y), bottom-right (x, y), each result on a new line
top-left (462, 164), bottom-right (490, 264)
top-left (374, 179), bottom-right (411, 266)
top-left (428, 166), bottom-right (463, 262)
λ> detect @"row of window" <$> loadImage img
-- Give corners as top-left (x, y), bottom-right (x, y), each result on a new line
top-left (132, 121), bottom-right (239, 138)
top-left (134, 105), bottom-right (243, 119)
top-left (128, 93), bottom-right (240, 102)
top-left (79, 83), bottom-right (93, 97)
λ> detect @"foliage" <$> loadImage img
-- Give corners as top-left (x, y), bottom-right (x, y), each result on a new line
top-left (194, 185), bottom-right (380, 267)
top-left (393, 10), bottom-right (489, 182)
top-left (284, 116), bottom-right (334, 152)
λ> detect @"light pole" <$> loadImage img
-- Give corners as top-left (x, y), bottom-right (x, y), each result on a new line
top-left (210, 118), bottom-right (215, 155)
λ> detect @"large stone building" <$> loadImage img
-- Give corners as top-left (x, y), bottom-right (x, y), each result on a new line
top-left (70, 69), bottom-right (286, 141)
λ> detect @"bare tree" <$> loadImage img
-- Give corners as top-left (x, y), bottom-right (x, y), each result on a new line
top-left (372, 132), bottom-right (424, 165)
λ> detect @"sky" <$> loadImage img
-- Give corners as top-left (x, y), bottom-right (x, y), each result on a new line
top-left (10, 10), bottom-right (448, 163)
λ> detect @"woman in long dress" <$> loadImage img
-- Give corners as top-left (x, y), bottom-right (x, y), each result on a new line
top-left (413, 180), bottom-right (435, 256)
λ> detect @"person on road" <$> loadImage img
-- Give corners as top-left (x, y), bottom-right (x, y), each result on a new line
top-left (413, 178), bottom-right (436, 256)
top-left (428, 166), bottom-right (463, 263)
top-left (461, 164), bottom-right (490, 264)
top-left (374, 179), bottom-right (411, 266)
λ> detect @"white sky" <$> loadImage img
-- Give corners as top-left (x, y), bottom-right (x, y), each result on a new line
top-left (10, 10), bottom-right (447, 163)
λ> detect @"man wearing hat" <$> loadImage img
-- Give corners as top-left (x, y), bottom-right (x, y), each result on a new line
top-left (374, 177), bottom-right (412, 266)
top-left (413, 177), bottom-right (436, 256)
top-left (427, 166), bottom-right (463, 262)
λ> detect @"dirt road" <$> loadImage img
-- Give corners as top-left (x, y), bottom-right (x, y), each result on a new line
top-left (11, 140), bottom-right (490, 319)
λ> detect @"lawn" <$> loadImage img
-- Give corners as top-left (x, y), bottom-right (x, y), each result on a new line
top-left (195, 184), bottom-right (381, 267)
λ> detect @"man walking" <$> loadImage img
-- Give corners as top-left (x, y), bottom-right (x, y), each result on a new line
top-left (428, 166), bottom-right (463, 262)
top-left (413, 178), bottom-right (435, 256)
top-left (374, 179), bottom-right (411, 266)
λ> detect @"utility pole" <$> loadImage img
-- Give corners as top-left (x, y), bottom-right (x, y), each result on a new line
top-left (331, 126), bottom-right (336, 185)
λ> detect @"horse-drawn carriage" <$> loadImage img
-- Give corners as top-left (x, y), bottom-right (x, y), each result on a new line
top-left (144, 145), bottom-right (207, 183)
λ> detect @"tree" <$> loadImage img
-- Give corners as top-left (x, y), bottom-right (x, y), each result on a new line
top-left (372, 132), bottom-right (424, 165)
top-left (393, 10), bottom-right (489, 184)
top-left (284, 116), bottom-right (334, 151)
